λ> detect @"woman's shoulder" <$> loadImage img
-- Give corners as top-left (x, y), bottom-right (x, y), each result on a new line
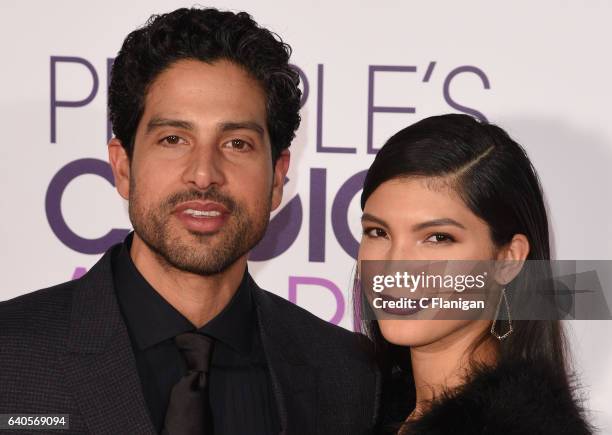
top-left (394, 358), bottom-right (594, 435)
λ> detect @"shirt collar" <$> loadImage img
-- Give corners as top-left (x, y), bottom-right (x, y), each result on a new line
top-left (112, 232), bottom-right (254, 355)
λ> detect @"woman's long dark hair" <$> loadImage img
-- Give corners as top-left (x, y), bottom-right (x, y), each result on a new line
top-left (356, 114), bottom-right (570, 427)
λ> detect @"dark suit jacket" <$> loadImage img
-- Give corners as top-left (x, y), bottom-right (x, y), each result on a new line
top-left (0, 243), bottom-right (380, 434)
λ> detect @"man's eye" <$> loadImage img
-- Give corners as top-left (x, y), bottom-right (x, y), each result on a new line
top-left (363, 227), bottom-right (388, 239)
top-left (425, 233), bottom-right (454, 243)
top-left (159, 135), bottom-right (186, 146)
top-left (223, 138), bottom-right (251, 151)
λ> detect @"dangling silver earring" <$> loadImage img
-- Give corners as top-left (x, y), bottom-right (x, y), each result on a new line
top-left (491, 287), bottom-right (513, 340)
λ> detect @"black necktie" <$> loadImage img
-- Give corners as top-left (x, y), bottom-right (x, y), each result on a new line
top-left (163, 332), bottom-right (215, 435)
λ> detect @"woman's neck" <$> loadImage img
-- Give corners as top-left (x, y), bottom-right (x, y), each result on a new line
top-left (408, 320), bottom-right (498, 418)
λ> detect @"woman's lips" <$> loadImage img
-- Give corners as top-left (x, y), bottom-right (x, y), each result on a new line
top-left (173, 201), bottom-right (230, 234)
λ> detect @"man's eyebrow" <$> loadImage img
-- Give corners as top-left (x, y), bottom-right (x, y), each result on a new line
top-left (412, 218), bottom-right (466, 232)
top-left (146, 118), bottom-right (194, 133)
top-left (219, 121), bottom-right (265, 137)
top-left (361, 213), bottom-right (389, 228)
top-left (145, 118), bottom-right (266, 137)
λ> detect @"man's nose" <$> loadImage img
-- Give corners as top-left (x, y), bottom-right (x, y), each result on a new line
top-left (182, 143), bottom-right (226, 190)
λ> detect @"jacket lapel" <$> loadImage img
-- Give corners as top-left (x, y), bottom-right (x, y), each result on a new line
top-left (61, 247), bottom-right (156, 435)
top-left (252, 281), bottom-right (319, 435)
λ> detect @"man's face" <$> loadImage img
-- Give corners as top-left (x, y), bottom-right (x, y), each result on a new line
top-left (109, 58), bottom-right (289, 275)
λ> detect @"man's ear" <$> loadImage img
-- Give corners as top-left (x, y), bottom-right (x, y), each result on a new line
top-left (271, 149), bottom-right (290, 211)
top-left (108, 138), bottom-right (130, 200)
top-left (494, 233), bottom-right (530, 285)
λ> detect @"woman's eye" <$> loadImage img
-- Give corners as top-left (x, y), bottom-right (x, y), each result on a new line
top-left (224, 138), bottom-right (251, 151)
top-left (363, 227), bottom-right (388, 239)
top-left (159, 135), bottom-right (186, 146)
top-left (425, 233), bottom-right (454, 243)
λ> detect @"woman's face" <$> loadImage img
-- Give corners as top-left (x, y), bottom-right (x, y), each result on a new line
top-left (358, 177), bottom-right (498, 348)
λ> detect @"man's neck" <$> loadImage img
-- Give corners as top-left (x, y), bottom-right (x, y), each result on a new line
top-left (129, 234), bottom-right (247, 328)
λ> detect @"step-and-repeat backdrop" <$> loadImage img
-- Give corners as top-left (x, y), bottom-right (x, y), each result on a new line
top-left (1, 0), bottom-right (611, 430)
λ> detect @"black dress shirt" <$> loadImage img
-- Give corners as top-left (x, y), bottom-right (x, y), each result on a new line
top-left (111, 233), bottom-right (280, 434)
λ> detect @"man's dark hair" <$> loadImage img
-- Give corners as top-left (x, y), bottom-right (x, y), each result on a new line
top-left (108, 7), bottom-right (301, 162)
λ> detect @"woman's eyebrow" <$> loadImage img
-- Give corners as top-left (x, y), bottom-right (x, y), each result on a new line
top-left (412, 218), bottom-right (466, 231)
top-left (361, 213), bottom-right (388, 227)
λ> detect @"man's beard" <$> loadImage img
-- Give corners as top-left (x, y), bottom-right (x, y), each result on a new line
top-left (128, 181), bottom-right (271, 276)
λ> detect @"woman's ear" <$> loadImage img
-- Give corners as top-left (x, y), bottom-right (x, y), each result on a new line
top-left (497, 234), bottom-right (530, 262)
top-left (108, 138), bottom-right (130, 200)
top-left (494, 234), bottom-right (530, 285)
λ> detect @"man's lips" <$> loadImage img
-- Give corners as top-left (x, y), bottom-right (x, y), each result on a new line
top-left (173, 200), bottom-right (230, 233)
top-left (174, 200), bottom-right (230, 214)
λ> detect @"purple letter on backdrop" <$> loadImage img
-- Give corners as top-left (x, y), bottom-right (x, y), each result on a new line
top-left (316, 64), bottom-right (357, 154)
top-left (249, 178), bottom-right (302, 261)
top-left (367, 65), bottom-right (417, 154)
top-left (72, 267), bottom-right (87, 279)
top-left (289, 276), bottom-right (345, 325)
top-left (50, 56), bottom-right (99, 143)
top-left (45, 158), bottom-right (130, 254)
top-left (443, 65), bottom-right (490, 122)
top-left (332, 170), bottom-right (367, 259)
top-left (309, 168), bottom-right (326, 262)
